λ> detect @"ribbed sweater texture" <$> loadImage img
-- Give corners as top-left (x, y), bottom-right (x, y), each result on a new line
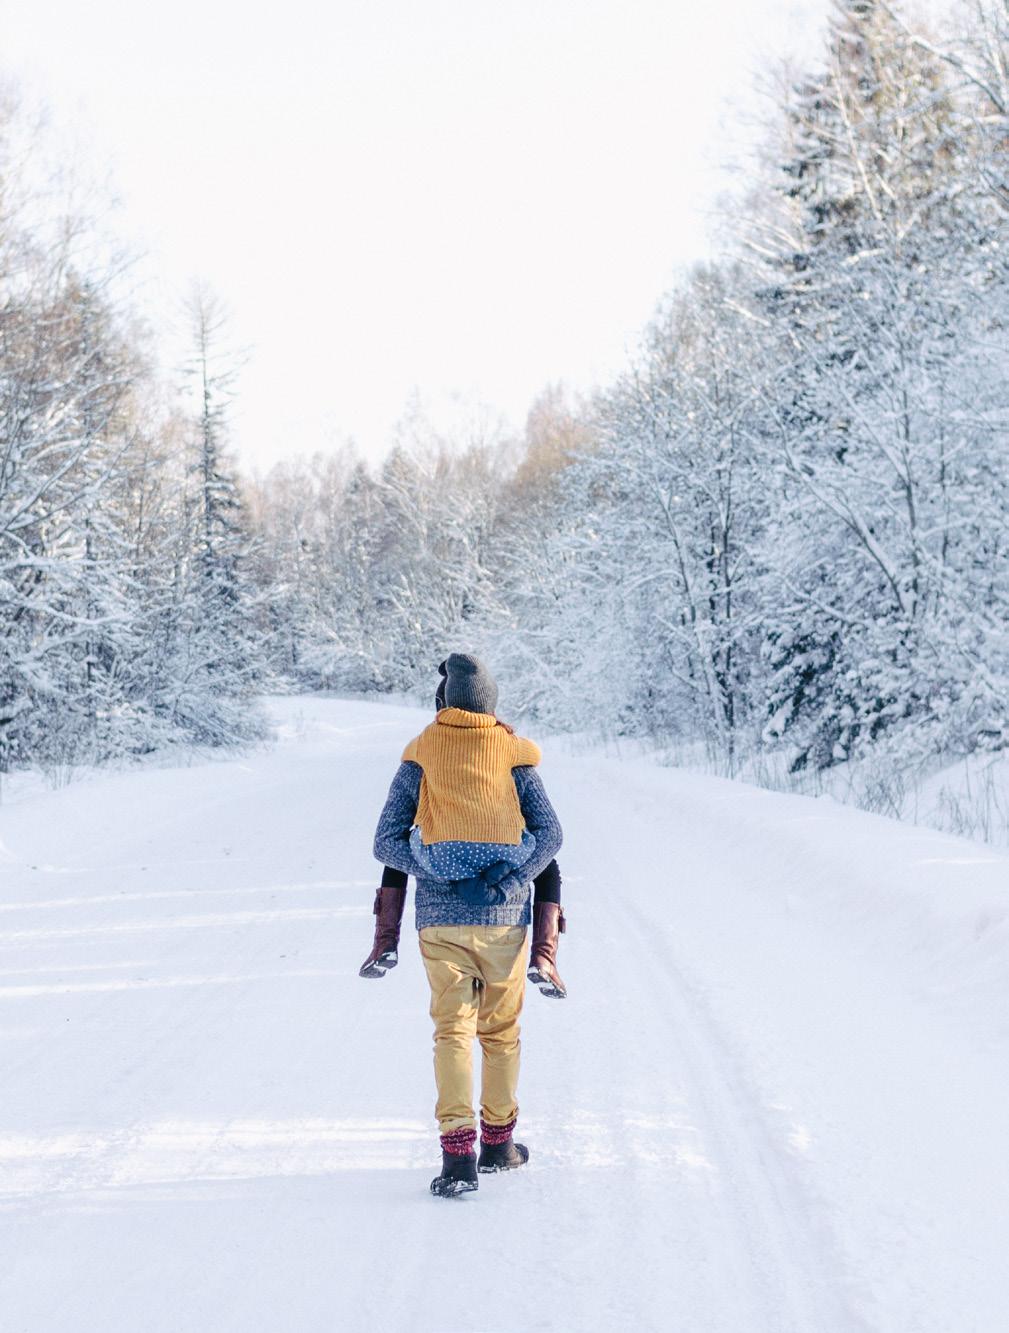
top-left (401, 707), bottom-right (541, 845)
top-left (374, 762), bottom-right (563, 929)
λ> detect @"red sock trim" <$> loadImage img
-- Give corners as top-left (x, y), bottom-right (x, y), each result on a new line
top-left (440, 1127), bottom-right (477, 1156)
top-left (480, 1117), bottom-right (516, 1146)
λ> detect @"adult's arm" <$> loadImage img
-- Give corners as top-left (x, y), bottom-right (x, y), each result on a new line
top-left (372, 762), bottom-right (429, 879)
top-left (373, 759), bottom-right (563, 890)
top-left (508, 766), bottom-right (563, 890)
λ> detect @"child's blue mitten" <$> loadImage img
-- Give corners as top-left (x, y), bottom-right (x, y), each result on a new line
top-left (455, 876), bottom-right (499, 906)
top-left (453, 861), bottom-right (519, 907)
top-left (481, 860), bottom-right (513, 887)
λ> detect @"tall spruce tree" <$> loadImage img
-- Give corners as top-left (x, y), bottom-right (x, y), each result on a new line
top-left (167, 287), bottom-right (264, 746)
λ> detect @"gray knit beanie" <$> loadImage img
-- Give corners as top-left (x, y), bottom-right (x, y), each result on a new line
top-left (443, 653), bottom-right (498, 715)
top-left (435, 660), bottom-right (448, 711)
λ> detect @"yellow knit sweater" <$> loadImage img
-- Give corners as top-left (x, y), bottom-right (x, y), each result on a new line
top-left (401, 707), bottom-right (542, 845)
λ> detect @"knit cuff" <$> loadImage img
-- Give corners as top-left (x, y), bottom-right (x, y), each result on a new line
top-left (440, 1126), bottom-right (477, 1156)
top-left (480, 1117), bottom-right (516, 1146)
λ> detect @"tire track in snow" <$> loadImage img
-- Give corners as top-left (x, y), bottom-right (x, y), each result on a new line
top-left (622, 897), bottom-right (869, 1332)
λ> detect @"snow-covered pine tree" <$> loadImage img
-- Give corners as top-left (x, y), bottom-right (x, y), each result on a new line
top-left (165, 286), bottom-right (265, 747)
top-left (751, 0), bottom-right (1008, 771)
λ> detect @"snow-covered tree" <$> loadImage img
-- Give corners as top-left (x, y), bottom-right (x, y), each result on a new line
top-left (747, 0), bottom-right (1009, 769)
top-left (160, 286), bottom-right (265, 746)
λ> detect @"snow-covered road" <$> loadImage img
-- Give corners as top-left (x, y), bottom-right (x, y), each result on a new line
top-left (2, 698), bottom-right (1007, 1331)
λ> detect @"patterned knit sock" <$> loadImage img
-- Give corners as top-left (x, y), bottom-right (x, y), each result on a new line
top-left (480, 1117), bottom-right (516, 1146)
top-left (440, 1126), bottom-right (477, 1156)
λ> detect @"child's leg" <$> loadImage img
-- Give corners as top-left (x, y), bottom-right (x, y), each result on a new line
top-left (528, 860), bottom-right (566, 999)
top-left (359, 867), bottom-right (408, 978)
top-left (532, 859), bottom-right (561, 903)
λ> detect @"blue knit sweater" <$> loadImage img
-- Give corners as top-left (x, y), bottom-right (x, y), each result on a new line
top-left (373, 761), bottom-right (563, 929)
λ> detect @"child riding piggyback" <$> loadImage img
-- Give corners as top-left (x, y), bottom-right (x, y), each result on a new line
top-left (403, 654), bottom-right (541, 905)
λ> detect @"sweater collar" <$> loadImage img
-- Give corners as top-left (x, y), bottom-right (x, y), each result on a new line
top-left (436, 707), bottom-right (497, 729)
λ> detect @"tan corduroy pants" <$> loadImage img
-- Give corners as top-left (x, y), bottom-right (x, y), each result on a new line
top-left (418, 924), bottom-right (529, 1134)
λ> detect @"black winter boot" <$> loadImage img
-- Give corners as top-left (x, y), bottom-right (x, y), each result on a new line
top-left (477, 1136), bottom-right (529, 1173)
top-left (430, 1151), bottom-right (478, 1197)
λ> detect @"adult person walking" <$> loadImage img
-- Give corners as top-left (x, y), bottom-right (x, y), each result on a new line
top-left (362, 654), bottom-right (564, 1197)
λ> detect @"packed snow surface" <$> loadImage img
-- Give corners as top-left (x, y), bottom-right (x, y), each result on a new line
top-left (2, 697), bottom-right (1008, 1332)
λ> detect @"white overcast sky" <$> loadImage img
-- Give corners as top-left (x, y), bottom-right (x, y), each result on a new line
top-left (4, 0), bottom-right (831, 470)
